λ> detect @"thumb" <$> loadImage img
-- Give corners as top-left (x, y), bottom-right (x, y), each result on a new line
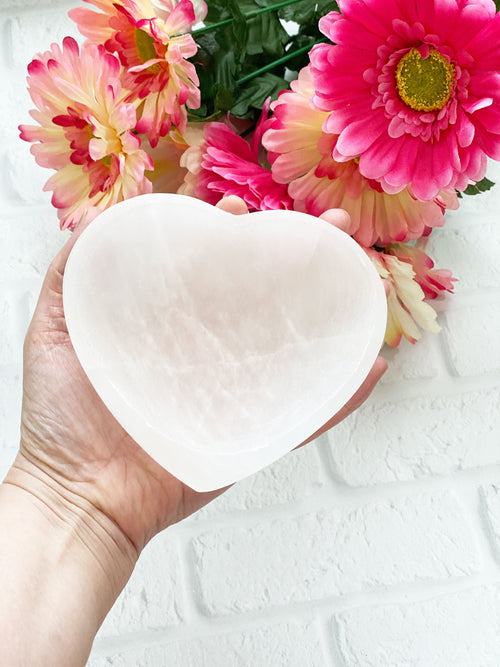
top-left (319, 208), bottom-right (351, 234)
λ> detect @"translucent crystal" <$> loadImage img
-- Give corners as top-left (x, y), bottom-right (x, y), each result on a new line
top-left (63, 194), bottom-right (387, 491)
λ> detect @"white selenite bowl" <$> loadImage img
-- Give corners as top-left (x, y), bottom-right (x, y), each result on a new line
top-left (63, 194), bottom-right (387, 491)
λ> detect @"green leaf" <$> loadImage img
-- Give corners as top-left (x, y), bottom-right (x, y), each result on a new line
top-left (214, 50), bottom-right (237, 87)
top-left (495, 0), bottom-right (500, 12)
top-left (191, 0), bottom-right (318, 120)
top-left (281, 34), bottom-right (319, 71)
top-left (205, 0), bottom-right (233, 23)
top-left (231, 72), bottom-right (288, 116)
top-left (279, 0), bottom-right (335, 28)
top-left (245, 12), bottom-right (289, 56)
top-left (195, 29), bottom-right (219, 54)
top-left (228, 0), bottom-right (248, 47)
top-left (214, 84), bottom-right (235, 111)
top-left (462, 177), bottom-right (496, 196)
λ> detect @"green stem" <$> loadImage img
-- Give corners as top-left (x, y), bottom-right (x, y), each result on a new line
top-left (235, 38), bottom-right (326, 85)
top-left (192, 0), bottom-right (306, 36)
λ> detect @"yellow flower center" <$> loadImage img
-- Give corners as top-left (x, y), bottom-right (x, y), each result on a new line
top-left (395, 47), bottom-right (455, 112)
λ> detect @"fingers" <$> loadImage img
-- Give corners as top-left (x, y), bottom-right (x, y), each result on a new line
top-left (216, 196), bottom-right (249, 216)
top-left (332, 355), bottom-right (387, 423)
top-left (319, 208), bottom-right (351, 234)
top-left (298, 355), bottom-right (387, 448)
top-left (216, 200), bottom-right (351, 231)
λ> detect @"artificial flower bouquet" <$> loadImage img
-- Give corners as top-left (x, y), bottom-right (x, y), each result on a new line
top-left (20, 0), bottom-right (500, 347)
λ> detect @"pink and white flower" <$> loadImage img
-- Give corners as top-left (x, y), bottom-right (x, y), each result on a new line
top-left (386, 242), bottom-right (456, 299)
top-left (366, 245), bottom-right (454, 347)
top-left (19, 37), bottom-right (153, 230)
top-left (179, 108), bottom-right (293, 211)
top-left (70, 0), bottom-right (206, 146)
top-left (310, 0), bottom-right (500, 200)
top-left (263, 66), bottom-right (458, 247)
top-left (146, 124), bottom-right (206, 193)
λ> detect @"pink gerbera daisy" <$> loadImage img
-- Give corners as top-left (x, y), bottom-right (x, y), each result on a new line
top-left (179, 107), bottom-right (293, 211)
top-left (19, 37), bottom-right (153, 230)
top-left (310, 0), bottom-right (500, 200)
top-left (263, 66), bottom-right (458, 247)
top-left (70, 0), bottom-right (206, 146)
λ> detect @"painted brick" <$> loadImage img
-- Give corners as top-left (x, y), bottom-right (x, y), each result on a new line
top-left (0, 365), bottom-right (22, 478)
top-left (191, 491), bottom-right (479, 616)
top-left (379, 332), bottom-right (441, 385)
top-left (0, 293), bottom-right (23, 365)
top-left (426, 221), bottom-right (500, 293)
top-left (194, 440), bottom-right (323, 518)
top-left (97, 531), bottom-right (184, 637)
top-left (7, 12), bottom-right (80, 69)
top-left (327, 387), bottom-right (500, 486)
top-left (0, 75), bottom-right (31, 146)
top-left (442, 301), bottom-right (500, 376)
top-left (335, 586), bottom-right (500, 666)
top-left (0, 209), bottom-right (67, 284)
top-left (446, 161), bottom-right (500, 219)
top-left (425, 162), bottom-right (500, 294)
top-left (90, 619), bottom-right (325, 667)
top-left (480, 484), bottom-right (500, 564)
top-left (0, 0), bottom-right (72, 10)
top-left (4, 143), bottom-right (52, 206)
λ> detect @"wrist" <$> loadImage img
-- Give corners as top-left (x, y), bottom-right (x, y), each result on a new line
top-left (0, 453), bottom-right (138, 666)
top-left (4, 451), bottom-right (139, 590)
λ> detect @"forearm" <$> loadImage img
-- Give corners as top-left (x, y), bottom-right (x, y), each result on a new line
top-left (0, 456), bottom-right (138, 667)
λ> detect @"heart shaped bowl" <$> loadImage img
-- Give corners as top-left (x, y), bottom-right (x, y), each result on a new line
top-left (63, 194), bottom-right (387, 491)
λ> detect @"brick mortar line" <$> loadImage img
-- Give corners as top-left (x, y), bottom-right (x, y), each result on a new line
top-left (445, 479), bottom-right (500, 578)
top-left (477, 487), bottom-right (500, 566)
top-left (0, 4), bottom-right (74, 21)
top-left (325, 464), bottom-right (500, 503)
top-left (89, 572), bottom-right (500, 659)
top-left (328, 615), bottom-right (346, 667)
top-left (434, 288), bottom-right (500, 311)
top-left (175, 528), bottom-right (210, 624)
top-left (436, 208), bottom-right (499, 227)
top-left (316, 614), bottom-right (343, 667)
top-left (435, 325), bottom-right (462, 378)
top-left (369, 372), bottom-right (500, 404)
top-left (311, 434), bottom-right (337, 489)
top-left (91, 604), bottom-right (322, 659)
top-left (172, 470), bottom-right (500, 549)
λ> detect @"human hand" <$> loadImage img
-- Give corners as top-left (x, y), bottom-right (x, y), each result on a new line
top-left (10, 197), bottom-right (387, 556)
top-left (1, 197), bottom-right (386, 666)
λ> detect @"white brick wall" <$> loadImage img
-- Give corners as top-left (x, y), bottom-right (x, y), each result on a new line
top-left (190, 491), bottom-right (480, 616)
top-left (1, 2), bottom-right (500, 665)
top-left (334, 586), bottom-right (500, 666)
